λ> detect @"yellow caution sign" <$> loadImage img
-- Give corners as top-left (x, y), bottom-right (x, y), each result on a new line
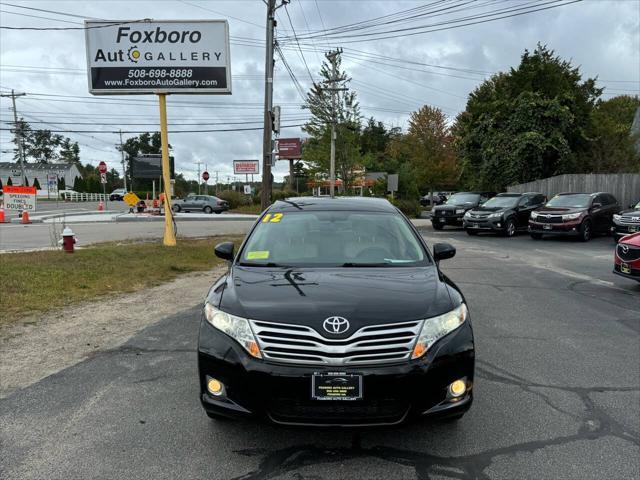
top-left (123, 192), bottom-right (141, 207)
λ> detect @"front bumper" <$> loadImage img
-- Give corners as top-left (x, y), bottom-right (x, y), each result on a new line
top-left (612, 223), bottom-right (640, 238)
top-left (431, 214), bottom-right (464, 226)
top-left (463, 218), bottom-right (503, 232)
top-left (198, 319), bottom-right (474, 426)
top-left (528, 219), bottom-right (581, 236)
top-left (613, 261), bottom-right (640, 282)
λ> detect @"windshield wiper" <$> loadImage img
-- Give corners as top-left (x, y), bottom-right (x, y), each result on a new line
top-left (238, 262), bottom-right (293, 268)
top-left (341, 262), bottom-right (390, 267)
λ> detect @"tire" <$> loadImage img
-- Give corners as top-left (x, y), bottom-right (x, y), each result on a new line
top-left (579, 220), bottom-right (592, 242)
top-left (530, 232), bottom-right (543, 240)
top-left (432, 222), bottom-right (444, 230)
top-left (172, 204), bottom-right (181, 212)
top-left (204, 206), bottom-right (213, 214)
top-left (466, 229), bottom-right (478, 236)
top-left (504, 218), bottom-right (516, 237)
top-left (214, 210), bottom-right (222, 214)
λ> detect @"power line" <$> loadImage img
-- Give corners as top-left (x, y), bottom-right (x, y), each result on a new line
top-left (283, 3), bottom-right (315, 85)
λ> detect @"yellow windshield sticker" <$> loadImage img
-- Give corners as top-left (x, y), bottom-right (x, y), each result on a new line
top-left (246, 251), bottom-right (270, 260)
top-left (261, 213), bottom-right (284, 223)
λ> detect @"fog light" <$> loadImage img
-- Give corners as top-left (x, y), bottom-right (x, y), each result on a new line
top-left (207, 377), bottom-right (225, 396)
top-left (496, 223), bottom-right (501, 227)
top-left (449, 379), bottom-right (466, 397)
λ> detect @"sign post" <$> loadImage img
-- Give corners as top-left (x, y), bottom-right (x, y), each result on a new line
top-left (85, 19), bottom-right (231, 247)
top-left (3, 186), bottom-right (37, 213)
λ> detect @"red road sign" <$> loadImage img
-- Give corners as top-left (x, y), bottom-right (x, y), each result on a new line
top-left (98, 161), bottom-right (107, 174)
top-left (202, 171), bottom-right (210, 181)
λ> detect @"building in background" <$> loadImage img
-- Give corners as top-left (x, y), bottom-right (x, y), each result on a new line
top-left (0, 162), bottom-right (82, 188)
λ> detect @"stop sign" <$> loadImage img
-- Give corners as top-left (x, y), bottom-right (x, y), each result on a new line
top-left (98, 161), bottom-right (107, 174)
top-left (202, 171), bottom-right (210, 181)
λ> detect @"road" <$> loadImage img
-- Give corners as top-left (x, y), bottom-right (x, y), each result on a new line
top-left (1, 227), bottom-right (638, 479)
top-left (0, 199), bottom-right (126, 222)
top-left (0, 218), bottom-right (256, 251)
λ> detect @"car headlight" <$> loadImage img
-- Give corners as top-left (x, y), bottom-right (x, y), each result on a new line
top-left (613, 214), bottom-right (621, 222)
top-left (412, 303), bottom-right (468, 359)
top-left (463, 211), bottom-right (472, 219)
top-left (204, 303), bottom-right (261, 358)
top-left (455, 209), bottom-right (465, 214)
top-left (530, 211), bottom-right (539, 220)
top-left (488, 212), bottom-right (502, 219)
top-left (562, 212), bottom-right (582, 220)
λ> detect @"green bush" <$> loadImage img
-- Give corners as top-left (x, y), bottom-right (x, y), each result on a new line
top-left (391, 198), bottom-right (421, 218)
top-left (271, 189), bottom-right (297, 201)
top-left (217, 190), bottom-right (252, 209)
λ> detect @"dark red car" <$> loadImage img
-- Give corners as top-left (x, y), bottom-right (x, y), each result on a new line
top-left (613, 233), bottom-right (640, 282)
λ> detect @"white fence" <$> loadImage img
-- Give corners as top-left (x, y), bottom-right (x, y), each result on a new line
top-left (61, 192), bottom-right (109, 202)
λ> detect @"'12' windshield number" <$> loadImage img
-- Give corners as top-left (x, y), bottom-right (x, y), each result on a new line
top-left (262, 213), bottom-right (283, 223)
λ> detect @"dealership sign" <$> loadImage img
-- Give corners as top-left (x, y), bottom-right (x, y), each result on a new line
top-left (85, 20), bottom-right (231, 94)
top-left (3, 186), bottom-right (37, 212)
top-left (233, 160), bottom-right (259, 175)
top-left (277, 138), bottom-right (302, 159)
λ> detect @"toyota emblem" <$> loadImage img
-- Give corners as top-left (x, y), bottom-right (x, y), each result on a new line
top-left (323, 316), bottom-right (350, 334)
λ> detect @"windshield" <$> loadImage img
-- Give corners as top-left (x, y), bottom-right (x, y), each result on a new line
top-left (635, 201), bottom-right (640, 210)
top-left (239, 211), bottom-right (428, 267)
top-left (546, 194), bottom-right (592, 208)
top-left (481, 196), bottom-right (519, 208)
top-left (446, 193), bottom-right (479, 205)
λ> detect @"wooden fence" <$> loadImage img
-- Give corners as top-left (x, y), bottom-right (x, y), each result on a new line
top-left (507, 174), bottom-right (640, 207)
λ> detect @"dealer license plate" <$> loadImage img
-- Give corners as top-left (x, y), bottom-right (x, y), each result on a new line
top-left (629, 226), bottom-right (638, 233)
top-left (312, 372), bottom-right (362, 401)
top-left (438, 218), bottom-right (445, 223)
top-left (543, 224), bottom-right (552, 230)
top-left (621, 263), bottom-right (631, 274)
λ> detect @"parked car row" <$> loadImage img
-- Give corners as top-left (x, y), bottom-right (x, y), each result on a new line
top-left (172, 194), bottom-right (229, 214)
top-left (430, 191), bottom-right (640, 283)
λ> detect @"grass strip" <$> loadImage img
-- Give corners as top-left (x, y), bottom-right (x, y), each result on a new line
top-left (0, 236), bottom-right (242, 323)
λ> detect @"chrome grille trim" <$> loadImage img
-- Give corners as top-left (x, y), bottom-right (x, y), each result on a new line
top-left (250, 319), bottom-right (423, 366)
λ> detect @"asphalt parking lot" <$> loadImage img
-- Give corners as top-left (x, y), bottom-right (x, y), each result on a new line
top-left (1, 226), bottom-right (638, 480)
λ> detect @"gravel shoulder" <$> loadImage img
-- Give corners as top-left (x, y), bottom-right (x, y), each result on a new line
top-left (0, 266), bottom-right (226, 398)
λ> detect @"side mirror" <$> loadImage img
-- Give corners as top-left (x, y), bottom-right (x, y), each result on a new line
top-left (214, 241), bottom-right (235, 261)
top-left (592, 202), bottom-right (602, 209)
top-left (433, 243), bottom-right (456, 262)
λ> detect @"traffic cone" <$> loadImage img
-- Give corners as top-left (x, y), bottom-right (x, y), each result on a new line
top-left (0, 207), bottom-right (5, 224)
top-left (97, 201), bottom-right (104, 211)
top-left (21, 210), bottom-right (31, 224)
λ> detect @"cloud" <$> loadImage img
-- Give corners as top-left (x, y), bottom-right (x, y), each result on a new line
top-left (1, 0), bottom-right (638, 182)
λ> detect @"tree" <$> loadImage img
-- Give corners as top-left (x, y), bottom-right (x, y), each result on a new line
top-left (360, 118), bottom-right (401, 172)
top-left (584, 95), bottom-right (640, 172)
top-left (388, 105), bottom-right (458, 197)
top-left (59, 138), bottom-right (81, 164)
top-left (27, 129), bottom-right (63, 163)
top-left (302, 52), bottom-right (364, 190)
top-left (73, 176), bottom-right (85, 192)
top-left (32, 177), bottom-right (41, 189)
top-left (7, 177), bottom-right (13, 186)
top-left (454, 44), bottom-right (603, 190)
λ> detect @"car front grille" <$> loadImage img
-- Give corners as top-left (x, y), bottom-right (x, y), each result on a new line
top-left (250, 319), bottom-right (423, 366)
top-left (534, 214), bottom-right (563, 223)
top-left (468, 213), bottom-right (489, 220)
top-left (619, 216), bottom-right (640, 224)
top-left (617, 243), bottom-right (640, 262)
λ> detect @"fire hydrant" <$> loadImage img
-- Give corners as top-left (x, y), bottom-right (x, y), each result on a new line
top-left (62, 227), bottom-right (76, 253)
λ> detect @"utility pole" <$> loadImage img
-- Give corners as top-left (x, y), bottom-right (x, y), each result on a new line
top-left (118, 129), bottom-right (127, 191)
top-left (323, 49), bottom-right (346, 198)
top-left (1, 89), bottom-right (27, 185)
top-left (195, 160), bottom-right (203, 194)
top-left (261, 0), bottom-right (277, 210)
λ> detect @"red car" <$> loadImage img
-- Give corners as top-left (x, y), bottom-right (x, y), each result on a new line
top-left (613, 232), bottom-right (640, 282)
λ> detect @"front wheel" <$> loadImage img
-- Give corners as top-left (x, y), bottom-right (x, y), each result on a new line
top-left (530, 232), bottom-right (543, 240)
top-left (432, 222), bottom-right (444, 231)
top-left (172, 204), bottom-right (181, 212)
top-left (504, 218), bottom-right (516, 237)
top-left (214, 210), bottom-right (222, 214)
top-left (204, 206), bottom-right (213, 214)
top-left (579, 220), bottom-right (592, 242)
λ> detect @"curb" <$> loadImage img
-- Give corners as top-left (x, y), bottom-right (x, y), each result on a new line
top-left (9, 210), bottom-right (122, 224)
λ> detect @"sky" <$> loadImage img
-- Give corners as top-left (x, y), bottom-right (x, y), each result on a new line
top-left (1, 0), bottom-right (639, 184)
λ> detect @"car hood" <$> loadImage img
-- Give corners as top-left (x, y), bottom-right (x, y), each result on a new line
top-left (620, 232), bottom-right (640, 246)
top-left (536, 206), bottom-right (586, 215)
top-left (214, 266), bottom-right (455, 330)
top-left (470, 206), bottom-right (508, 213)
top-left (434, 203), bottom-right (476, 211)
top-left (620, 208), bottom-right (640, 217)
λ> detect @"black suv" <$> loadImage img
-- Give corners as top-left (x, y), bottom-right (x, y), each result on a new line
top-left (612, 200), bottom-right (640, 242)
top-left (199, 197), bottom-right (474, 426)
top-left (529, 192), bottom-right (621, 242)
top-left (463, 192), bottom-right (546, 237)
top-left (431, 192), bottom-right (495, 230)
